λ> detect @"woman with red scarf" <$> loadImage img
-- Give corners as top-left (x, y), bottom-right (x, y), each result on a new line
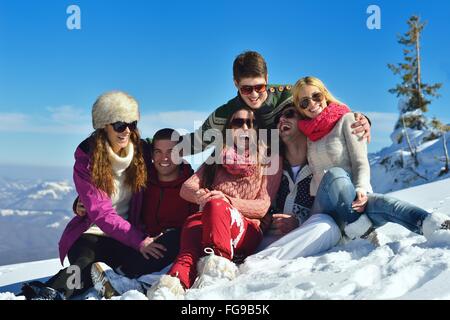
top-left (292, 76), bottom-right (450, 243)
top-left (146, 106), bottom-right (282, 299)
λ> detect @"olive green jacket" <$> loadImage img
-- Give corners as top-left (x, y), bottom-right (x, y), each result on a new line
top-left (183, 84), bottom-right (293, 155)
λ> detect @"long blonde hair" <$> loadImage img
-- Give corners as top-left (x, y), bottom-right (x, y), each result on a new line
top-left (292, 76), bottom-right (343, 117)
top-left (89, 129), bottom-right (147, 197)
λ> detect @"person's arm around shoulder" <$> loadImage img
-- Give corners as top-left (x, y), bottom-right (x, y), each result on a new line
top-left (352, 112), bottom-right (372, 142)
top-left (181, 99), bottom-right (239, 156)
top-left (73, 196), bottom-right (86, 216)
top-left (342, 113), bottom-right (371, 196)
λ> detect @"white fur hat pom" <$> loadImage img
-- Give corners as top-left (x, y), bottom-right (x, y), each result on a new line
top-left (92, 91), bottom-right (140, 129)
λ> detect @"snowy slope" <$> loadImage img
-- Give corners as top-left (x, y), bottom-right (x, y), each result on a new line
top-left (369, 128), bottom-right (450, 193)
top-left (1, 178), bottom-right (450, 300)
top-left (0, 259), bottom-right (68, 288)
top-left (185, 178), bottom-right (450, 300)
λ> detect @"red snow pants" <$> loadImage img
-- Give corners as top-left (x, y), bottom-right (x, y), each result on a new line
top-left (167, 199), bottom-right (263, 288)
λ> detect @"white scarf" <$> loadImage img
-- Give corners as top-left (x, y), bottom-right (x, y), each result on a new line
top-left (106, 142), bottom-right (134, 177)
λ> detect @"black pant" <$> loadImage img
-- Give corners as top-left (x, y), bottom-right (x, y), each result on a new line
top-left (46, 229), bottom-right (181, 299)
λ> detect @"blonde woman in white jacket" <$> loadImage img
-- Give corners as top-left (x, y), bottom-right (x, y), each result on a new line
top-left (292, 76), bottom-right (450, 242)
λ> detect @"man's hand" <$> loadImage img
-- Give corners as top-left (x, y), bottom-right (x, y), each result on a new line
top-left (352, 112), bottom-right (371, 143)
top-left (269, 213), bottom-right (299, 235)
top-left (352, 192), bottom-right (368, 213)
top-left (139, 235), bottom-right (167, 260)
top-left (75, 198), bottom-right (87, 217)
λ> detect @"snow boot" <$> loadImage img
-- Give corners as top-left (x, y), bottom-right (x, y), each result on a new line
top-left (191, 248), bottom-right (238, 289)
top-left (360, 226), bottom-right (380, 247)
top-left (422, 212), bottom-right (450, 244)
top-left (21, 281), bottom-right (65, 300)
top-left (146, 275), bottom-right (185, 300)
top-left (91, 262), bottom-right (120, 299)
top-left (90, 262), bottom-right (145, 298)
top-left (441, 220), bottom-right (450, 230)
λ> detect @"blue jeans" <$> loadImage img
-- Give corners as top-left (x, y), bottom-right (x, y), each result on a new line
top-left (311, 167), bottom-right (430, 234)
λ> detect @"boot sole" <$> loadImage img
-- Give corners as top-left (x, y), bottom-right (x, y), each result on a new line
top-left (91, 263), bottom-right (118, 299)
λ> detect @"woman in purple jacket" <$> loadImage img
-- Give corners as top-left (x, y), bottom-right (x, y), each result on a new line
top-left (21, 91), bottom-right (157, 300)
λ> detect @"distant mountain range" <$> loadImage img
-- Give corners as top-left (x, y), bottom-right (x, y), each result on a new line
top-left (0, 177), bottom-right (76, 266)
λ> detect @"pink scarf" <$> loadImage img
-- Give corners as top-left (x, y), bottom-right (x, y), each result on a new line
top-left (222, 147), bottom-right (257, 177)
top-left (298, 103), bottom-right (351, 141)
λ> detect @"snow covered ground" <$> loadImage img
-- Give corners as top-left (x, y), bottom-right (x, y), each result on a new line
top-left (1, 178), bottom-right (450, 300)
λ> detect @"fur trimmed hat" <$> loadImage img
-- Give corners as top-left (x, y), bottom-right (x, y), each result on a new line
top-left (92, 91), bottom-right (140, 129)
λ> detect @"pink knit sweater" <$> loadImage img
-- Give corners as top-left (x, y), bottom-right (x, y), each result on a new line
top-left (180, 160), bottom-right (282, 228)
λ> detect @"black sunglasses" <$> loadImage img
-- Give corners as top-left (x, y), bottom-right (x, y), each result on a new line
top-left (111, 121), bottom-right (137, 133)
top-left (230, 118), bottom-right (255, 128)
top-left (299, 92), bottom-right (324, 109)
top-left (275, 108), bottom-right (297, 124)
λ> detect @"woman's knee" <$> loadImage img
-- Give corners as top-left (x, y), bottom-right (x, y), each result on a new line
top-left (201, 199), bottom-right (234, 230)
top-left (203, 199), bottom-right (231, 216)
top-left (67, 234), bottom-right (99, 264)
top-left (324, 167), bottom-right (350, 182)
top-left (324, 168), bottom-right (355, 195)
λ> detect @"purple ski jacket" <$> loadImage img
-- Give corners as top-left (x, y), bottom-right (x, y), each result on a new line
top-left (58, 138), bottom-right (149, 265)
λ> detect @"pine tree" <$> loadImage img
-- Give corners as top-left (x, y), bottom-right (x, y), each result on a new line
top-left (388, 15), bottom-right (442, 131)
top-left (431, 117), bottom-right (450, 175)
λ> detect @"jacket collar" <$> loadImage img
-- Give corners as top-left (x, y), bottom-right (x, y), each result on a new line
top-left (282, 160), bottom-right (312, 184)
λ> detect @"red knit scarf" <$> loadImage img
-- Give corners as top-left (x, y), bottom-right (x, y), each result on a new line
top-left (222, 147), bottom-right (257, 177)
top-left (298, 103), bottom-right (351, 141)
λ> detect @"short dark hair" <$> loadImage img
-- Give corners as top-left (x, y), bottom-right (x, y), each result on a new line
top-left (233, 51), bottom-right (268, 82)
top-left (152, 128), bottom-right (181, 143)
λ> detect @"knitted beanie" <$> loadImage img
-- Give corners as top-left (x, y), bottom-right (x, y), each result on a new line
top-left (92, 91), bottom-right (140, 129)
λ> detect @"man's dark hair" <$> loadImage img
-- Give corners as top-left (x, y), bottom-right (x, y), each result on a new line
top-left (233, 51), bottom-right (268, 82)
top-left (149, 128), bottom-right (183, 161)
top-left (152, 128), bottom-right (181, 143)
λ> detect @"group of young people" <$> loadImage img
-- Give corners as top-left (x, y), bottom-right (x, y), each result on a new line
top-left (20, 51), bottom-right (450, 300)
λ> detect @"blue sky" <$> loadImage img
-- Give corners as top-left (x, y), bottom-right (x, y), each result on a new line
top-left (0, 0), bottom-right (449, 168)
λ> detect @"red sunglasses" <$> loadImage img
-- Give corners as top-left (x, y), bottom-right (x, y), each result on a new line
top-left (239, 84), bottom-right (267, 96)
